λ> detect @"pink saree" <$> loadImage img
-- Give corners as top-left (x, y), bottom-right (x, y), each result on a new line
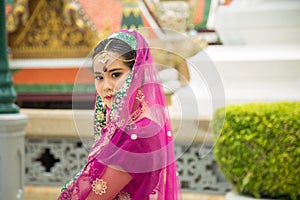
top-left (58, 29), bottom-right (181, 200)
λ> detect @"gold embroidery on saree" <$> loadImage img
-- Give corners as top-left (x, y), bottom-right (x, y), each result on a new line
top-left (90, 122), bottom-right (117, 157)
top-left (117, 191), bottom-right (131, 200)
top-left (91, 178), bottom-right (107, 195)
top-left (163, 168), bottom-right (167, 184)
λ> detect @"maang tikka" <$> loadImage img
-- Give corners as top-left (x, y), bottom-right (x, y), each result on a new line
top-left (96, 39), bottom-right (135, 65)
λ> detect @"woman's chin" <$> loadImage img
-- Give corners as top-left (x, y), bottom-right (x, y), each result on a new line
top-left (105, 102), bottom-right (112, 109)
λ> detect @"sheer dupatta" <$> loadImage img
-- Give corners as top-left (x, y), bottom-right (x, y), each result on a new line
top-left (58, 29), bottom-right (181, 200)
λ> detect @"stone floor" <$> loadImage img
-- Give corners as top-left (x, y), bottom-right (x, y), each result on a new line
top-left (25, 186), bottom-right (227, 200)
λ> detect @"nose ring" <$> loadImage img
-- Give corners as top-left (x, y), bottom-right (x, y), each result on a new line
top-left (107, 88), bottom-right (116, 95)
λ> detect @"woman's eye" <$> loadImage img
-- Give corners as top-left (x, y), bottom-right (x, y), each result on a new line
top-left (95, 75), bottom-right (103, 80)
top-left (112, 72), bottom-right (121, 78)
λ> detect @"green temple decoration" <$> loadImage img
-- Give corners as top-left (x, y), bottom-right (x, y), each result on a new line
top-left (121, 1), bottom-right (143, 29)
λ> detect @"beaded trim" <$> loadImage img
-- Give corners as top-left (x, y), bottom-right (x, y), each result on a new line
top-left (108, 32), bottom-right (137, 50)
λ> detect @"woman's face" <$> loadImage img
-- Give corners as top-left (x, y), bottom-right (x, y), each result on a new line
top-left (93, 52), bottom-right (131, 108)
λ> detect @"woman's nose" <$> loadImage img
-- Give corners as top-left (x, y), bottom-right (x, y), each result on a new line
top-left (103, 79), bottom-right (114, 92)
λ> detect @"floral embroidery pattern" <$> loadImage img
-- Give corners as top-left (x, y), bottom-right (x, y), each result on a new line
top-left (136, 89), bottom-right (144, 102)
top-left (94, 122), bottom-right (102, 140)
top-left (116, 191), bottom-right (131, 200)
top-left (90, 121), bottom-right (118, 157)
top-left (130, 101), bottom-right (147, 122)
top-left (94, 96), bottom-right (107, 138)
top-left (92, 178), bottom-right (107, 195)
top-left (110, 74), bottom-right (136, 133)
top-left (96, 110), bottom-right (105, 122)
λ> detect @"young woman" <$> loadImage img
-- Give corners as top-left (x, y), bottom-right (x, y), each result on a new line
top-left (58, 29), bottom-right (181, 200)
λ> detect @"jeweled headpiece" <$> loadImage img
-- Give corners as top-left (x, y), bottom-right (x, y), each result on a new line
top-left (107, 31), bottom-right (137, 50)
top-left (96, 31), bottom-right (137, 64)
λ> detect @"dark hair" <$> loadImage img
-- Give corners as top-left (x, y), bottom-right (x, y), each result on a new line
top-left (93, 38), bottom-right (136, 69)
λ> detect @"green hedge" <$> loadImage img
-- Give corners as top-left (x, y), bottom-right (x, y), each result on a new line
top-left (213, 102), bottom-right (300, 200)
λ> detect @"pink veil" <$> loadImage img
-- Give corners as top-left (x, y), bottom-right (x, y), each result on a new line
top-left (59, 29), bottom-right (181, 199)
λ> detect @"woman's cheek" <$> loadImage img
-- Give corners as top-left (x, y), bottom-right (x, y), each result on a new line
top-left (95, 82), bottom-right (99, 93)
top-left (116, 75), bottom-right (128, 89)
top-left (95, 82), bottom-right (103, 96)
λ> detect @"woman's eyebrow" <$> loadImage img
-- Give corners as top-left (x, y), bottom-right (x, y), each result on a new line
top-left (94, 68), bottom-right (123, 74)
top-left (108, 68), bottom-right (123, 73)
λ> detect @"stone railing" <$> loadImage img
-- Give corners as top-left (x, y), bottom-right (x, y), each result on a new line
top-left (22, 108), bottom-right (232, 194)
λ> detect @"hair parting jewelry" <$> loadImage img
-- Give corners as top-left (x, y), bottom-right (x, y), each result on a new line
top-left (94, 39), bottom-right (135, 64)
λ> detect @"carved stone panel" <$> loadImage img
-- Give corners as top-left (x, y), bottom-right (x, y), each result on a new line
top-left (25, 137), bottom-right (232, 194)
top-left (175, 143), bottom-right (232, 194)
top-left (25, 137), bottom-right (89, 186)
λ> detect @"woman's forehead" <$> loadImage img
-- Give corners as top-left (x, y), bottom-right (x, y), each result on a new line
top-left (93, 56), bottom-right (127, 72)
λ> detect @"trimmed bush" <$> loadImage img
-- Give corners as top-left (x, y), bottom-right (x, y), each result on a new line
top-left (213, 102), bottom-right (300, 200)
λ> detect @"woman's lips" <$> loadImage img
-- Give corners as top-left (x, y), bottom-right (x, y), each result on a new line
top-left (104, 95), bottom-right (113, 100)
